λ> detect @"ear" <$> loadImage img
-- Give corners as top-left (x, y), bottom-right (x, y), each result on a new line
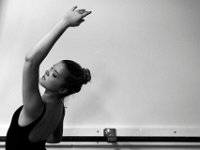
top-left (59, 88), bottom-right (68, 95)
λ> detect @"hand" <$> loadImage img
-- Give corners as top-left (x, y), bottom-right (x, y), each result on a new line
top-left (63, 6), bottom-right (92, 27)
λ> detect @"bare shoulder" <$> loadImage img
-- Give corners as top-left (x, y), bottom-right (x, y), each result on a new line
top-left (19, 103), bottom-right (45, 127)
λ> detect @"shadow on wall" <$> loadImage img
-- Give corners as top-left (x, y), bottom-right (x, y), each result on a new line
top-left (67, 61), bottom-right (118, 125)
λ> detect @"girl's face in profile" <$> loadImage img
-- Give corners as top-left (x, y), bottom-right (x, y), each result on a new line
top-left (39, 62), bottom-right (69, 92)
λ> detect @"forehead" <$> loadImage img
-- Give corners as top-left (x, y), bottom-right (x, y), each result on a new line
top-left (54, 62), bottom-right (69, 78)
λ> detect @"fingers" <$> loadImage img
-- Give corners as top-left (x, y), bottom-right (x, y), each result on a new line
top-left (71, 6), bottom-right (78, 11)
top-left (81, 11), bottom-right (92, 18)
top-left (78, 19), bottom-right (85, 24)
top-left (77, 9), bottom-right (86, 14)
top-left (71, 6), bottom-right (92, 16)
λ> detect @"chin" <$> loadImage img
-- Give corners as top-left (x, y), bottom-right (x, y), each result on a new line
top-left (39, 78), bottom-right (46, 88)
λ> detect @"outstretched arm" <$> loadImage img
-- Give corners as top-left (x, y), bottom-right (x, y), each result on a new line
top-left (26, 6), bottom-right (92, 65)
top-left (22, 6), bottom-right (91, 119)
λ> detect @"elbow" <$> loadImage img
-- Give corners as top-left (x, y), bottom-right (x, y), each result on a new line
top-left (47, 140), bottom-right (62, 144)
top-left (46, 137), bottom-right (62, 143)
top-left (24, 55), bottom-right (40, 66)
top-left (25, 53), bottom-right (34, 63)
top-left (46, 134), bottom-right (63, 143)
top-left (25, 56), bottom-right (31, 63)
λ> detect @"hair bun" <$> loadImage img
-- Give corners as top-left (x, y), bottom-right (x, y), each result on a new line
top-left (82, 68), bottom-right (91, 84)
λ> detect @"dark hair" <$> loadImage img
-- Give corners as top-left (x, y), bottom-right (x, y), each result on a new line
top-left (61, 60), bottom-right (91, 97)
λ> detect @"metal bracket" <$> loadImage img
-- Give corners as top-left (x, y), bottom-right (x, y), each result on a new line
top-left (103, 128), bottom-right (117, 143)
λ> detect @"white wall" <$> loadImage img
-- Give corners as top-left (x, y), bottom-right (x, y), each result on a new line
top-left (0, 0), bottom-right (200, 140)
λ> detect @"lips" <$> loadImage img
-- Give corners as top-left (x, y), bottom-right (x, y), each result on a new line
top-left (41, 70), bottom-right (49, 80)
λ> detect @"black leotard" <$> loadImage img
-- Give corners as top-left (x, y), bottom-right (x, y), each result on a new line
top-left (6, 105), bottom-right (46, 150)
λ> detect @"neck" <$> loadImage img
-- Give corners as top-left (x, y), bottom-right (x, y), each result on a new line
top-left (42, 89), bottom-right (62, 105)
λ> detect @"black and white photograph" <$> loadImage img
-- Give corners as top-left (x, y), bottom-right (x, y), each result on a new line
top-left (0, 0), bottom-right (200, 149)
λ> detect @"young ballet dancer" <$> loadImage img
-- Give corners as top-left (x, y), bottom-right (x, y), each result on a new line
top-left (6, 6), bottom-right (92, 150)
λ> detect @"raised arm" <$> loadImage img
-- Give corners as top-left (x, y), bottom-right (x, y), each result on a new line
top-left (22, 6), bottom-right (91, 119)
top-left (25, 6), bottom-right (91, 65)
